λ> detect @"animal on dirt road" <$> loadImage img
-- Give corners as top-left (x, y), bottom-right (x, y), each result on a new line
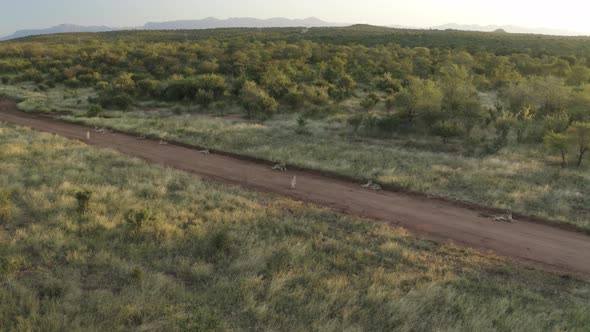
top-left (479, 210), bottom-right (518, 223)
top-left (361, 181), bottom-right (382, 191)
top-left (272, 161), bottom-right (287, 172)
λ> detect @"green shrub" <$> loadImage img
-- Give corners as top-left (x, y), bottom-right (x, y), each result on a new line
top-left (295, 115), bottom-right (308, 135)
top-left (125, 208), bottom-right (155, 232)
top-left (347, 114), bottom-right (365, 133)
top-left (64, 78), bottom-right (82, 88)
top-left (206, 229), bottom-right (239, 262)
top-left (86, 104), bottom-right (104, 118)
top-left (0, 190), bottom-right (13, 221)
top-left (73, 190), bottom-right (92, 215)
top-left (360, 92), bottom-right (380, 111)
top-left (0, 254), bottom-right (25, 276)
top-left (195, 88), bottom-right (214, 108)
top-left (376, 113), bottom-right (406, 133)
top-left (240, 81), bottom-right (277, 120)
top-left (98, 91), bottom-right (133, 110)
top-left (431, 121), bottom-right (463, 144)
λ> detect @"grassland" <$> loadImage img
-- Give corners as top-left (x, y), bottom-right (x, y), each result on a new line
top-left (68, 108), bottom-right (590, 230)
top-left (0, 82), bottom-right (95, 114)
top-left (1, 122), bottom-right (590, 331)
top-left (1, 81), bottom-right (588, 231)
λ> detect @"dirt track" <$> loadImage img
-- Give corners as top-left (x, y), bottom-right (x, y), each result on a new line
top-left (1, 99), bottom-right (589, 276)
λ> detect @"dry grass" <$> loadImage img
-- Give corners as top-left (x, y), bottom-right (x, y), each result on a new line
top-left (4, 83), bottom-right (587, 230)
top-left (63, 109), bottom-right (590, 231)
top-left (0, 122), bottom-right (589, 330)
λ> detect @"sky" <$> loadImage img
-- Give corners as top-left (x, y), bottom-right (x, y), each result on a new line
top-left (1, 0), bottom-right (590, 36)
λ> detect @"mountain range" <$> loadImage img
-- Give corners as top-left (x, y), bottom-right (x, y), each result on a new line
top-left (1, 24), bottom-right (119, 41)
top-left (0, 17), bottom-right (340, 41)
top-left (430, 23), bottom-right (581, 36)
top-left (1, 18), bottom-right (586, 41)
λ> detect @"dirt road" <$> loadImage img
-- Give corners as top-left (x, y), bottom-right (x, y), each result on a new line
top-left (1, 99), bottom-right (589, 276)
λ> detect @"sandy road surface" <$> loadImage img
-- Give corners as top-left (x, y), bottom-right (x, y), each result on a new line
top-left (1, 99), bottom-right (589, 276)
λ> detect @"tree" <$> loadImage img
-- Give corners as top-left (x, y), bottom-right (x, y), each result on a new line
top-left (337, 73), bottom-right (357, 94)
top-left (113, 72), bottom-right (136, 94)
top-left (375, 73), bottom-right (401, 92)
top-left (532, 76), bottom-right (569, 117)
top-left (239, 81), bottom-right (278, 120)
top-left (86, 104), bottom-right (104, 118)
top-left (195, 74), bottom-right (226, 99)
top-left (195, 89), bottom-right (214, 108)
top-left (567, 122), bottom-right (590, 167)
top-left (544, 131), bottom-right (569, 168)
top-left (360, 93), bottom-right (380, 112)
top-left (393, 78), bottom-right (443, 124)
top-left (161, 75), bottom-right (225, 103)
top-left (437, 64), bottom-right (482, 127)
top-left (261, 65), bottom-right (293, 98)
top-left (566, 65), bottom-right (590, 86)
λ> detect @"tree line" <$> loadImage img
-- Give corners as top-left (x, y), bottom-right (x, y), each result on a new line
top-left (0, 27), bottom-right (589, 166)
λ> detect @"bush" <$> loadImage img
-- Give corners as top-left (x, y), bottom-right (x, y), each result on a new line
top-left (195, 89), bottom-right (214, 108)
top-left (239, 81), bottom-right (277, 120)
top-left (375, 73), bottom-right (401, 92)
top-left (376, 113), bottom-right (406, 133)
top-left (300, 84), bottom-right (331, 107)
top-left (361, 114), bottom-right (379, 132)
top-left (20, 68), bottom-right (43, 83)
top-left (161, 75), bottom-right (226, 102)
top-left (73, 190), bottom-right (92, 215)
top-left (205, 229), bottom-right (239, 262)
top-left (98, 90), bottom-right (133, 110)
top-left (0, 190), bottom-right (13, 221)
top-left (86, 104), bottom-right (104, 118)
top-left (360, 93), bottom-right (380, 111)
top-left (137, 79), bottom-right (160, 97)
top-left (348, 114), bottom-right (365, 133)
top-left (295, 115), bottom-right (308, 135)
top-left (125, 208), bottom-right (155, 233)
top-left (64, 78), bottom-right (82, 88)
top-left (431, 122), bottom-right (463, 144)
top-left (544, 131), bottom-right (569, 168)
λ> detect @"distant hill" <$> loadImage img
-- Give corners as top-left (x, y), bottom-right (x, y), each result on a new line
top-left (0, 24), bottom-right (118, 41)
top-left (431, 23), bottom-right (583, 36)
top-left (1, 17), bottom-right (341, 41)
top-left (493, 29), bottom-right (508, 34)
top-left (3, 19), bottom-right (587, 41)
top-left (143, 17), bottom-right (340, 30)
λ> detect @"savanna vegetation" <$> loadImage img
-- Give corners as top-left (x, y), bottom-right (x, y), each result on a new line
top-left (0, 26), bottom-right (588, 230)
top-left (1, 123), bottom-right (590, 330)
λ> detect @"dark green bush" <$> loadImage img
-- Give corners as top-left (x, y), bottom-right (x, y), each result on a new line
top-left (86, 104), bottom-right (104, 117)
top-left (73, 190), bottom-right (92, 215)
top-left (125, 208), bottom-right (155, 232)
top-left (98, 91), bottom-right (133, 110)
top-left (0, 190), bottom-right (13, 221)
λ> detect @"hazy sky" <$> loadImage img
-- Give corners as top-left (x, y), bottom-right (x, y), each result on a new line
top-left (1, 0), bottom-right (589, 36)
